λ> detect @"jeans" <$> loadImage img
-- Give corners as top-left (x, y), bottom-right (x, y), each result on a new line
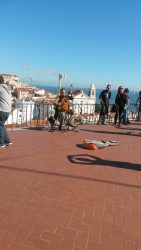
top-left (123, 106), bottom-right (128, 123)
top-left (0, 111), bottom-right (11, 146)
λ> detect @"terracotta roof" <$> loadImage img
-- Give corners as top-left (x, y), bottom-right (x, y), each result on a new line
top-left (18, 87), bottom-right (30, 92)
top-left (73, 90), bottom-right (82, 96)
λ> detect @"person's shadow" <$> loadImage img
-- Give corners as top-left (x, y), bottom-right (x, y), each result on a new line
top-left (79, 128), bottom-right (141, 137)
top-left (67, 154), bottom-right (141, 171)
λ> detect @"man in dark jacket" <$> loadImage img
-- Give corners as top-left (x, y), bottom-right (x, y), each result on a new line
top-left (98, 84), bottom-right (111, 125)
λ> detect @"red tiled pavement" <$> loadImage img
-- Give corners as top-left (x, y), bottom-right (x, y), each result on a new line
top-left (0, 122), bottom-right (141, 250)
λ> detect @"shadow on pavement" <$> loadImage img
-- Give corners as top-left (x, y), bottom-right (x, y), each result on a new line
top-left (0, 163), bottom-right (141, 189)
top-left (68, 154), bottom-right (141, 171)
top-left (79, 128), bottom-right (141, 137)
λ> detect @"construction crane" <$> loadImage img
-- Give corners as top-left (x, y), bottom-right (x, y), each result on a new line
top-left (23, 66), bottom-right (67, 95)
top-left (19, 75), bottom-right (39, 87)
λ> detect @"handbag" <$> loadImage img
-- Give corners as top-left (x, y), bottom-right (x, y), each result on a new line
top-left (111, 104), bottom-right (117, 113)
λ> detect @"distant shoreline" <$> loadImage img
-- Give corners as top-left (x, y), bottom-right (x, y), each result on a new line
top-left (32, 84), bottom-right (138, 104)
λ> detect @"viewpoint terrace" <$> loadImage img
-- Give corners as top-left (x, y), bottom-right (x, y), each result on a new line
top-left (0, 122), bottom-right (141, 250)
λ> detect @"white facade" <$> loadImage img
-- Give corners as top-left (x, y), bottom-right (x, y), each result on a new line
top-left (73, 84), bottom-right (96, 115)
top-left (1, 74), bottom-right (19, 83)
top-left (6, 100), bottom-right (35, 125)
top-left (34, 89), bottom-right (45, 95)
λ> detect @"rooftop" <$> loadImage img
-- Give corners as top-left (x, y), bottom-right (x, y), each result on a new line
top-left (0, 122), bottom-right (141, 250)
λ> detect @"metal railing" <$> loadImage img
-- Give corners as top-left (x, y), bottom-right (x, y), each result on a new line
top-left (6, 102), bottom-right (139, 129)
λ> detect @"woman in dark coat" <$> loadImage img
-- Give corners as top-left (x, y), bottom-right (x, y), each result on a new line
top-left (114, 86), bottom-right (128, 127)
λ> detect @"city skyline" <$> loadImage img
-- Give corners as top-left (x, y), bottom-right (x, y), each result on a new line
top-left (1, 0), bottom-right (141, 90)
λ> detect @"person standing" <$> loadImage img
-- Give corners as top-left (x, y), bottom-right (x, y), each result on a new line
top-left (98, 84), bottom-right (111, 125)
top-left (114, 86), bottom-right (128, 127)
top-left (123, 88), bottom-right (130, 125)
top-left (136, 91), bottom-right (141, 121)
top-left (0, 75), bottom-right (12, 148)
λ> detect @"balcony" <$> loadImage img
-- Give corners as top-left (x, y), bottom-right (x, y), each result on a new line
top-left (6, 102), bottom-right (139, 129)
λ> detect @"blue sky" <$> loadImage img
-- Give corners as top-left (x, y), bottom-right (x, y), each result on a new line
top-left (0, 0), bottom-right (141, 90)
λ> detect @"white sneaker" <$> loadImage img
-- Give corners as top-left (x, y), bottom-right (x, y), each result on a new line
top-left (0, 145), bottom-right (6, 148)
top-left (5, 142), bottom-right (12, 146)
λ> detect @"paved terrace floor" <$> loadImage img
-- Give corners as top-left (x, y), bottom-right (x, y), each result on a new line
top-left (0, 122), bottom-right (141, 250)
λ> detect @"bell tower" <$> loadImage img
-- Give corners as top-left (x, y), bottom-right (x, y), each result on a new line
top-left (89, 83), bottom-right (96, 101)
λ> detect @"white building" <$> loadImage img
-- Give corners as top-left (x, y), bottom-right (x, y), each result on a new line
top-left (34, 88), bottom-right (45, 96)
top-left (73, 83), bottom-right (96, 115)
top-left (6, 100), bottom-right (35, 126)
top-left (1, 74), bottom-right (19, 83)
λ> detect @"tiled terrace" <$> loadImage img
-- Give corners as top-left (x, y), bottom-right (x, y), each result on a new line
top-left (0, 122), bottom-right (141, 250)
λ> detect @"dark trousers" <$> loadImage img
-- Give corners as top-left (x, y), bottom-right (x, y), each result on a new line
top-left (114, 108), bottom-right (124, 126)
top-left (0, 111), bottom-right (11, 146)
top-left (99, 104), bottom-right (108, 124)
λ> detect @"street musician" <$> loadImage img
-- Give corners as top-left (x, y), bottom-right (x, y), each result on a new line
top-left (54, 86), bottom-right (76, 130)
